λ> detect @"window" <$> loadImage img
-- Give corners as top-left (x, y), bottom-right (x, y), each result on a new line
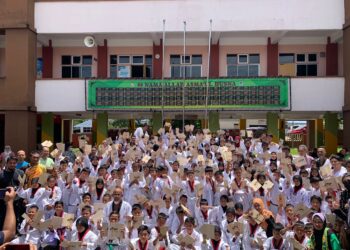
top-left (119, 56), bottom-right (130, 64)
top-left (170, 54), bottom-right (202, 78)
top-left (83, 127), bottom-right (92, 133)
top-left (279, 53), bottom-right (295, 64)
top-left (61, 55), bottom-right (92, 78)
top-left (296, 53), bottom-right (317, 76)
top-left (37, 58), bottom-right (43, 79)
top-left (227, 54), bottom-right (260, 77)
top-left (73, 127), bottom-right (81, 134)
top-left (109, 55), bottom-right (152, 78)
top-left (110, 55), bottom-right (118, 78)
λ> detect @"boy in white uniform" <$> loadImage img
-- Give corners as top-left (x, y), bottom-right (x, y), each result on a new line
top-left (12, 205), bottom-right (43, 246)
top-left (210, 195), bottom-right (229, 227)
top-left (171, 217), bottom-right (203, 250)
top-left (263, 223), bottom-right (290, 250)
top-left (285, 221), bottom-right (309, 250)
top-left (194, 199), bottom-right (213, 228)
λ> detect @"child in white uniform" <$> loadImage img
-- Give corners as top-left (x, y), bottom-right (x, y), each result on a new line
top-left (130, 225), bottom-right (155, 250)
top-left (201, 225), bottom-right (229, 250)
top-left (263, 223), bottom-right (290, 250)
top-left (12, 205), bottom-right (43, 246)
top-left (17, 177), bottom-right (50, 210)
top-left (70, 217), bottom-right (98, 250)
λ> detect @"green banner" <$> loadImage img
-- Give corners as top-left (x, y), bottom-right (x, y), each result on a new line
top-left (86, 78), bottom-right (290, 110)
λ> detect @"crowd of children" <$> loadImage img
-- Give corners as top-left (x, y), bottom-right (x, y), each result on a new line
top-left (0, 124), bottom-right (350, 250)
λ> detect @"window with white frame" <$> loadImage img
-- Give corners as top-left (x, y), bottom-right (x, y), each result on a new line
top-left (227, 54), bottom-right (260, 77)
top-left (279, 53), bottom-right (295, 64)
top-left (170, 54), bottom-right (202, 78)
top-left (61, 55), bottom-right (92, 78)
top-left (296, 53), bottom-right (317, 76)
top-left (110, 55), bottom-right (152, 78)
top-left (83, 127), bottom-right (92, 133)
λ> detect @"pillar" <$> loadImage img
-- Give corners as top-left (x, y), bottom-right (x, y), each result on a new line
top-left (343, 3), bottom-right (350, 148)
top-left (42, 40), bottom-right (53, 78)
top-left (279, 118), bottom-right (285, 142)
top-left (96, 112), bottom-right (108, 145)
top-left (307, 120), bottom-right (316, 149)
top-left (53, 115), bottom-right (62, 143)
top-left (326, 37), bottom-right (338, 76)
top-left (209, 111), bottom-right (220, 132)
top-left (267, 112), bottom-right (279, 143)
top-left (239, 119), bottom-right (246, 130)
top-left (92, 118), bottom-right (97, 145)
top-left (0, 115), bottom-right (4, 152)
top-left (41, 113), bottom-right (54, 143)
top-left (209, 42), bottom-right (219, 78)
top-left (97, 39), bottom-right (108, 78)
top-left (62, 119), bottom-right (72, 144)
top-left (201, 119), bottom-right (208, 129)
top-left (129, 119), bottom-right (136, 131)
top-left (267, 37), bottom-right (279, 77)
top-left (152, 112), bottom-right (162, 135)
top-left (4, 112), bottom-right (37, 153)
top-left (1, 0), bottom-right (37, 153)
top-left (316, 119), bottom-right (324, 147)
top-left (153, 40), bottom-right (163, 79)
top-left (324, 112), bottom-right (338, 155)
top-left (239, 119), bottom-right (246, 137)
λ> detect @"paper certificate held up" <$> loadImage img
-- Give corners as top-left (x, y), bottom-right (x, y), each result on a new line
top-left (199, 224), bottom-right (216, 239)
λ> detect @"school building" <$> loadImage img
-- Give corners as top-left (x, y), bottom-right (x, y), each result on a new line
top-left (0, 0), bottom-right (349, 154)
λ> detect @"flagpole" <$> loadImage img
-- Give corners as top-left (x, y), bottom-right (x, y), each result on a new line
top-left (161, 19), bottom-right (166, 125)
top-left (182, 21), bottom-right (186, 132)
top-left (205, 19), bottom-right (212, 129)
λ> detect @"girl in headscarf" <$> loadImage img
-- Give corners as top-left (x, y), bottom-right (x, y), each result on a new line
top-left (252, 198), bottom-right (275, 237)
top-left (286, 175), bottom-right (308, 207)
top-left (70, 217), bottom-right (98, 250)
top-left (234, 136), bottom-right (240, 148)
top-left (307, 213), bottom-right (341, 250)
top-left (91, 178), bottom-right (107, 203)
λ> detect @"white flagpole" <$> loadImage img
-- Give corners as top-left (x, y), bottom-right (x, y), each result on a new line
top-left (205, 19), bottom-right (213, 129)
top-left (182, 21), bottom-right (186, 132)
top-left (161, 19), bottom-right (166, 125)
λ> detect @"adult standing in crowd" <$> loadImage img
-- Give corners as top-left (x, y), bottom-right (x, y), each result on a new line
top-left (134, 124), bottom-right (149, 140)
top-left (24, 151), bottom-right (47, 188)
top-left (0, 157), bottom-right (25, 231)
top-left (0, 187), bottom-right (16, 246)
top-left (39, 146), bottom-right (54, 169)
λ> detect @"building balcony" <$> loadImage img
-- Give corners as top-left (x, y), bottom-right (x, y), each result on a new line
top-left (35, 77), bottom-right (345, 119)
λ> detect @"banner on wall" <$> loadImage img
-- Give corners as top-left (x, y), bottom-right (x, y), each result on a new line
top-left (86, 78), bottom-right (291, 111)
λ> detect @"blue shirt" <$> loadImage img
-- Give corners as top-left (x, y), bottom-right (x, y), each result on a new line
top-left (0, 231), bottom-right (4, 245)
top-left (16, 161), bottom-right (29, 169)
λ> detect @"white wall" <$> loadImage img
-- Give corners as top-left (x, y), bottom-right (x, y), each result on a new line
top-left (290, 77), bottom-right (344, 111)
top-left (220, 119), bottom-right (267, 129)
top-left (35, 0), bottom-right (344, 34)
top-left (36, 80), bottom-right (86, 112)
top-left (36, 77), bottom-right (345, 113)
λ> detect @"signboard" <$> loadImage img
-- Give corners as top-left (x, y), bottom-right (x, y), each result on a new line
top-left (86, 78), bottom-right (290, 111)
